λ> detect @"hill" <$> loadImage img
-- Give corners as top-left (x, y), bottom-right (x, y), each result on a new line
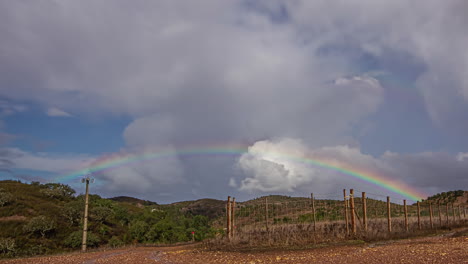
top-left (109, 196), bottom-right (159, 207)
top-left (423, 190), bottom-right (467, 205)
top-left (0, 180), bottom-right (215, 258)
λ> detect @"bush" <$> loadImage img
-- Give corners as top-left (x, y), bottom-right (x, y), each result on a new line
top-left (108, 236), bottom-right (124, 248)
top-left (129, 221), bottom-right (149, 242)
top-left (0, 191), bottom-right (13, 207)
top-left (0, 238), bottom-right (16, 256)
top-left (91, 206), bottom-right (114, 224)
top-left (23, 216), bottom-right (56, 238)
top-left (64, 231), bottom-right (100, 249)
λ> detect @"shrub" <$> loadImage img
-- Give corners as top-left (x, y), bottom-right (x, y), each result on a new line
top-left (108, 236), bottom-right (124, 248)
top-left (23, 216), bottom-right (56, 238)
top-left (64, 231), bottom-right (100, 249)
top-left (91, 206), bottom-right (114, 224)
top-left (0, 191), bottom-right (13, 207)
top-left (129, 221), bottom-right (149, 242)
top-left (0, 238), bottom-right (16, 256)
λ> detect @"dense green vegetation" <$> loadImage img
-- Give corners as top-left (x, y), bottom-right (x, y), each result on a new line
top-left (0, 180), bottom-right (218, 258)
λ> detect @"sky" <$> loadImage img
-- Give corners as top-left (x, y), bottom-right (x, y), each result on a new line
top-left (0, 0), bottom-right (467, 203)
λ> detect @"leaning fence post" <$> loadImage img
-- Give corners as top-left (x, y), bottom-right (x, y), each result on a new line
top-left (387, 196), bottom-right (391, 233)
top-left (226, 196), bottom-right (231, 240)
top-left (429, 202), bottom-right (433, 229)
top-left (404, 199), bottom-right (408, 232)
top-left (350, 189), bottom-right (356, 235)
top-left (311, 193), bottom-right (316, 232)
top-left (417, 201), bottom-right (421, 230)
top-left (343, 189), bottom-right (349, 236)
top-left (362, 192), bottom-right (367, 232)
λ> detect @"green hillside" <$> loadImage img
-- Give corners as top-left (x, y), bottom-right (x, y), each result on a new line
top-left (0, 180), bottom-right (216, 258)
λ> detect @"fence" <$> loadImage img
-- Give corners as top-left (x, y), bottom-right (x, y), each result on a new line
top-left (221, 189), bottom-right (468, 245)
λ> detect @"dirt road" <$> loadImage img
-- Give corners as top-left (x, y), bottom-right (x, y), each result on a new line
top-left (2, 234), bottom-right (467, 263)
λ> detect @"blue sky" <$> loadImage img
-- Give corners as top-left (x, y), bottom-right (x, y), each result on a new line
top-left (1, 1), bottom-right (467, 203)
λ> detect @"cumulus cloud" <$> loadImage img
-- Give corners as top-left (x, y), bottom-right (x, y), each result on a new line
top-left (46, 107), bottom-right (72, 117)
top-left (236, 138), bottom-right (468, 198)
top-left (238, 138), bottom-right (315, 192)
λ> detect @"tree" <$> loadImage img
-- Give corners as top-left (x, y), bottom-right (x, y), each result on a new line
top-left (40, 183), bottom-right (75, 200)
top-left (23, 216), bottom-right (56, 238)
top-left (61, 202), bottom-right (83, 226)
top-left (91, 206), bottom-right (114, 224)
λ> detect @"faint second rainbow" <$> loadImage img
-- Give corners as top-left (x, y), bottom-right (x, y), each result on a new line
top-left (55, 145), bottom-right (427, 201)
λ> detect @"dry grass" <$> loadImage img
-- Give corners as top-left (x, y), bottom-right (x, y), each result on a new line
top-left (205, 216), bottom-right (467, 251)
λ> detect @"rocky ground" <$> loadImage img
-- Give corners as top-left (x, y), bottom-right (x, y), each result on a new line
top-left (2, 231), bottom-right (467, 263)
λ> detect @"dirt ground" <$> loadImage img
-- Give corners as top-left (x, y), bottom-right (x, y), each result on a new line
top-left (2, 232), bottom-right (467, 264)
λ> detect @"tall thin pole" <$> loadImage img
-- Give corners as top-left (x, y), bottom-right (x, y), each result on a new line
top-left (438, 201), bottom-right (442, 227)
top-left (265, 197), bottom-right (269, 231)
top-left (458, 205), bottom-right (461, 222)
top-left (343, 189), bottom-right (349, 236)
top-left (350, 189), bottom-right (356, 235)
top-left (429, 202), bottom-right (433, 229)
top-left (311, 193), bottom-right (316, 232)
top-left (404, 200), bottom-right (408, 232)
top-left (387, 196), bottom-right (391, 233)
top-left (226, 196), bottom-right (231, 240)
top-left (452, 203), bottom-right (456, 223)
top-left (231, 197), bottom-right (236, 239)
top-left (82, 177), bottom-right (93, 252)
top-left (417, 201), bottom-right (421, 230)
top-left (445, 203), bottom-right (449, 226)
top-left (362, 192), bottom-right (367, 232)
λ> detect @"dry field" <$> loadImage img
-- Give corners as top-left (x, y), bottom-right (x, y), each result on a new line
top-left (1, 230), bottom-right (467, 264)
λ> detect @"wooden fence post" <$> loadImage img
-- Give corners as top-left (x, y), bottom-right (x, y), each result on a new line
top-left (445, 203), bottom-right (449, 226)
top-left (350, 189), bottom-right (356, 235)
top-left (458, 205), bottom-right (461, 221)
top-left (417, 201), bottom-right (421, 230)
top-left (438, 201), bottom-right (442, 227)
top-left (311, 193), bottom-right (316, 232)
top-left (227, 196), bottom-right (231, 240)
top-left (265, 197), bottom-right (269, 231)
top-left (387, 196), bottom-right (392, 233)
top-left (404, 200), bottom-right (408, 232)
top-left (343, 189), bottom-right (349, 236)
top-left (429, 202), bottom-right (433, 229)
top-left (452, 203), bottom-right (456, 223)
top-left (231, 197), bottom-right (236, 239)
top-left (362, 192), bottom-right (367, 232)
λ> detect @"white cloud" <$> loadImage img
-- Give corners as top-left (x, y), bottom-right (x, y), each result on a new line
top-left (237, 138), bottom-right (317, 192)
top-left (47, 107), bottom-right (72, 117)
top-left (0, 147), bottom-right (94, 174)
top-left (236, 138), bottom-right (468, 197)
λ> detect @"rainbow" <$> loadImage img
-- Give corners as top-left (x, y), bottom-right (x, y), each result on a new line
top-left (55, 145), bottom-right (427, 201)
